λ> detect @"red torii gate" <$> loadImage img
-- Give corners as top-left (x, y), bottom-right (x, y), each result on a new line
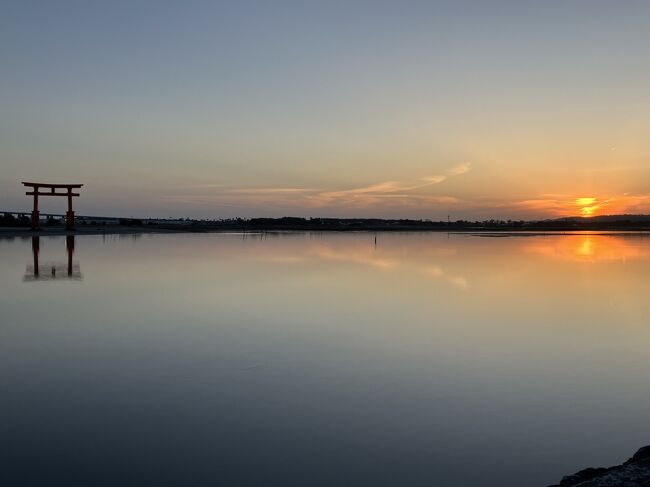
top-left (22, 182), bottom-right (84, 230)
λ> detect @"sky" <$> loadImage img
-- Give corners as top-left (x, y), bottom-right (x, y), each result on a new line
top-left (1, 0), bottom-right (650, 220)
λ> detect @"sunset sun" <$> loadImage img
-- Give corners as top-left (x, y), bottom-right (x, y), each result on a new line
top-left (576, 197), bottom-right (599, 217)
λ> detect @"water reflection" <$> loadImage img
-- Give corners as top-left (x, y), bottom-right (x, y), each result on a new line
top-left (2, 232), bottom-right (650, 487)
top-left (24, 235), bottom-right (82, 281)
top-left (524, 233), bottom-right (650, 262)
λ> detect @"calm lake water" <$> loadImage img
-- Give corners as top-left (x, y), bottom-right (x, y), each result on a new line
top-left (2, 232), bottom-right (650, 486)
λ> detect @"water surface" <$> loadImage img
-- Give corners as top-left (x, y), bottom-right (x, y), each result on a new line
top-left (2, 232), bottom-right (650, 486)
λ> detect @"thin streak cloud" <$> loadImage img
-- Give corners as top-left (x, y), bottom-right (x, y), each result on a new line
top-left (228, 188), bottom-right (319, 194)
top-left (177, 163), bottom-right (472, 215)
top-left (318, 163), bottom-right (472, 201)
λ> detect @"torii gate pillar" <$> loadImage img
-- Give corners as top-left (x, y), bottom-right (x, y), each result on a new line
top-left (66, 191), bottom-right (75, 230)
top-left (31, 192), bottom-right (39, 230)
top-left (22, 182), bottom-right (84, 230)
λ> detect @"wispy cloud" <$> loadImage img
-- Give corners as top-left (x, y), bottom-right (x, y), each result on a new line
top-left (228, 188), bottom-right (318, 194)
top-left (316, 163), bottom-right (472, 204)
top-left (446, 162), bottom-right (472, 176)
top-left (179, 163), bottom-right (473, 214)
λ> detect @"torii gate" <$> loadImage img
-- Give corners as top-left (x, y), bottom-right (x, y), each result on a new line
top-left (22, 182), bottom-right (84, 230)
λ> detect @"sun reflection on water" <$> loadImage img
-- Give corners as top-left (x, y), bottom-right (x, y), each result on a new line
top-left (525, 234), bottom-right (649, 263)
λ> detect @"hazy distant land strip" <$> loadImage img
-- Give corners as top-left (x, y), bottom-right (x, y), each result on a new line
top-left (2, 213), bottom-right (650, 236)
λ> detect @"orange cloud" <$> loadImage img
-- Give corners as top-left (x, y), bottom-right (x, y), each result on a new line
top-left (446, 162), bottom-right (472, 176)
top-left (513, 194), bottom-right (650, 218)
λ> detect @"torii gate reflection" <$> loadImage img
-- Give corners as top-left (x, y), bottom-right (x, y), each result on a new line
top-left (24, 236), bottom-right (82, 281)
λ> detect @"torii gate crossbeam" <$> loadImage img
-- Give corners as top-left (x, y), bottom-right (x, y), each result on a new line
top-left (22, 182), bottom-right (84, 230)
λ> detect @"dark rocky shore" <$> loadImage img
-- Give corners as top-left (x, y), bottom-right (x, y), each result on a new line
top-left (550, 446), bottom-right (650, 486)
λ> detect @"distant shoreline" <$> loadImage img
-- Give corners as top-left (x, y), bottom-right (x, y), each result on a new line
top-left (4, 214), bottom-right (650, 237)
top-left (2, 225), bottom-right (650, 239)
